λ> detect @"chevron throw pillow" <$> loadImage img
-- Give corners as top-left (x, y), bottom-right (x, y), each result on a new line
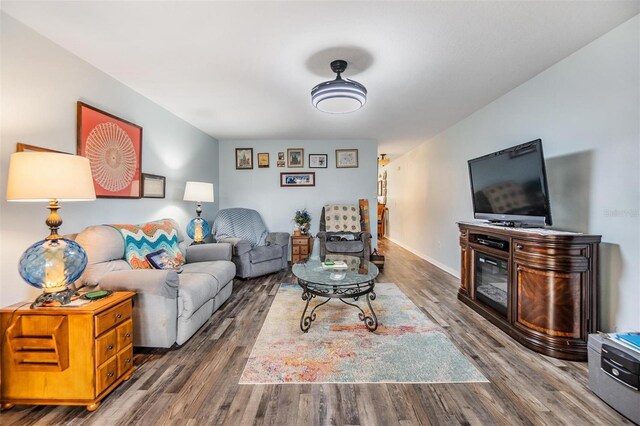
top-left (110, 219), bottom-right (185, 269)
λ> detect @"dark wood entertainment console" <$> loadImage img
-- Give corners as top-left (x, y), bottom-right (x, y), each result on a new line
top-left (458, 222), bottom-right (601, 361)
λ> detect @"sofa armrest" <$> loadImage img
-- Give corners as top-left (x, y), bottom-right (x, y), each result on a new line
top-left (267, 232), bottom-right (291, 247)
top-left (186, 242), bottom-right (232, 263)
top-left (97, 269), bottom-right (179, 299)
top-left (316, 231), bottom-right (327, 241)
top-left (217, 237), bottom-right (252, 256)
top-left (359, 232), bottom-right (372, 242)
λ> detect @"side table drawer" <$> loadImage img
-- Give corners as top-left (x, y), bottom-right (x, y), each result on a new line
top-left (95, 330), bottom-right (117, 365)
top-left (116, 319), bottom-right (133, 351)
top-left (292, 246), bottom-right (300, 255)
top-left (293, 238), bottom-right (308, 245)
top-left (96, 358), bottom-right (118, 395)
top-left (117, 345), bottom-right (134, 377)
top-left (95, 300), bottom-right (131, 336)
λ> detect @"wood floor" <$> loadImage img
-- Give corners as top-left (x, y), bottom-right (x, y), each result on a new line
top-left (1, 239), bottom-right (629, 425)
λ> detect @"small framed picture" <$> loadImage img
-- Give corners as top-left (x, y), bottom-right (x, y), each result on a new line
top-left (277, 160), bottom-right (286, 168)
top-left (142, 173), bottom-right (166, 198)
top-left (309, 154), bottom-right (328, 168)
top-left (336, 149), bottom-right (359, 168)
top-left (287, 148), bottom-right (304, 168)
top-left (16, 143), bottom-right (67, 154)
top-left (236, 148), bottom-right (253, 169)
top-left (280, 172), bottom-right (315, 187)
top-left (258, 152), bottom-right (269, 168)
top-left (278, 152), bottom-right (285, 161)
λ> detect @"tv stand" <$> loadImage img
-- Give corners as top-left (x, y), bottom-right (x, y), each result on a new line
top-left (458, 222), bottom-right (601, 361)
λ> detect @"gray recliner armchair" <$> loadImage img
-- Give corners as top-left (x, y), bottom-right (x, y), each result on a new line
top-left (212, 208), bottom-right (290, 279)
top-left (317, 204), bottom-right (372, 260)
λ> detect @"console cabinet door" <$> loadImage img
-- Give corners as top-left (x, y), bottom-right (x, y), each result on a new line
top-left (513, 263), bottom-right (582, 339)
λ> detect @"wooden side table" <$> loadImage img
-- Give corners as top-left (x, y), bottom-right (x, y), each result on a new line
top-left (0, 291), bottom-right (136, 411)
top-left (291, 234), bottom-right (313, 263)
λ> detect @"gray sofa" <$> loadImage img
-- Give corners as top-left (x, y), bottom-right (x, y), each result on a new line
top-left (212, 208), bottom-right (289, 279)
top-left (73, 219), bottom-right (235, 348)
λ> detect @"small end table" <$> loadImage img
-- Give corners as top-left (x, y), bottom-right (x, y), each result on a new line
top-left (291, 234), bottom-right (312, 263)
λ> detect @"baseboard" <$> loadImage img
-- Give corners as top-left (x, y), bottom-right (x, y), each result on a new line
top-left (385, 237), bottom-right (460, 279)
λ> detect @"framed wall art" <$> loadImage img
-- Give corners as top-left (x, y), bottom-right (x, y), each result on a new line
top-left (287, 148), bottom-right (304, 168)
top-left (236, 148), bottom-right (253, 169)
top-left (280, 172), bottom-right (315, 187)
top-left (16, 143), bottom-right (67, 154)
top-left (77, 102), bottom-right (142, 198)
top-left (258, 152), bottom-right (269, 168)
top-left (141, 173), bottom-right (166, 198)
top-left (336, 149), bottom-right (359, 168)
top-left (309, 154), bottom-right (328, 168)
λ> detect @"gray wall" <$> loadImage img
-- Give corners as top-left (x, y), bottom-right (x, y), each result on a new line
top-left (219, 140), bottom-right (378, 256)
top-left (385, 16), bottom-right (639, 331)
top-left (0, 14), bottom-right (220, 306)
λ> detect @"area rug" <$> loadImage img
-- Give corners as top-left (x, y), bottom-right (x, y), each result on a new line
top-left (239, 283), bottom-right (488, 384)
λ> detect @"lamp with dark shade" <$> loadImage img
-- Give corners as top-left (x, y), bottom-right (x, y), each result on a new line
top-left (6, 152), bottom-right (96, 307)
top-left (183, 181), bottom-right (214, 244)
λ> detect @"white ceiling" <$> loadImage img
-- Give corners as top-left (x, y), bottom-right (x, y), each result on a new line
top-left (2, 1), bottom-right (638, 158)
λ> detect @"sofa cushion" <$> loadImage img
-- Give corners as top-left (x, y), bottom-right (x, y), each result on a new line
top-left (178, 261), bottom-right (235, 319)
top-left (110, 219), bottom-right (185, 269)
top-left (250, 245), bottom-right (283, 263)
top-left (325, 240), bottom-right (364, 253)
top-left (74, 225), bottom-right (125, 264)
top-left (324, 204), bottom-right (361, 232)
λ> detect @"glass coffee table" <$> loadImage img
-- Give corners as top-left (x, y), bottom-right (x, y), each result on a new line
top-left (292, 258), bottom-right (379, 332)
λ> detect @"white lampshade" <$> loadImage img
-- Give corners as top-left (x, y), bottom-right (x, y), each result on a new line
top-left (183, 181), bottom-right (214, 203)
top-left (6, 152), bottom-right (96, 202)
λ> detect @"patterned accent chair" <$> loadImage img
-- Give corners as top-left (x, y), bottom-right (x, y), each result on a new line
top-left (317, 204), bottom-right (372, 260)
top-left (212, 208), bottom-right (290, 279)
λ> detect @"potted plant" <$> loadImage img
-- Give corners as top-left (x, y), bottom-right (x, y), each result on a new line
top-left (293, 209), bottom-right (311, 236)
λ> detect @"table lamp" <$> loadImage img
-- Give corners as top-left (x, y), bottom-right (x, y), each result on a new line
top-left (6, 152), bottom-right (96, 307)
top-left (183, 181), bottom-right (214, 245)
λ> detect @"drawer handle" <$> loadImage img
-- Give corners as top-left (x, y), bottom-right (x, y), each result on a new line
top-left (107, 344), bottom-right (114, 351)
top-left (125, 358), bottom-right (132, 363)
top-left (115, 313), bottom-right (123, 319)
top-left (125, 333), bottom-right (131, 338)
top-left (516, 244), bottom-right (524, 249)
top-left (107, 371), bottom-right (115, 378)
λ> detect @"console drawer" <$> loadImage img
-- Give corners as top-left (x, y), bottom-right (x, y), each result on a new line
top-left (95, 300), bottom-right (131, 336)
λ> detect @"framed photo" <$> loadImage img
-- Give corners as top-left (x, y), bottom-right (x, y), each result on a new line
top-left (16, 143), bottom-right (67, 154)
top-left (287, 148), bottom-right (304, 168)
top-left (236, 148), bottom-right (253, 169)
top-left (309, 154), bottom-right (328, 168)
top-left (141, 173), bottom-right (166, 198)
top-left (277, 160), bottom-right (286, 168)
top-left (77, 102), bottom-right (142, 198)
top-left (336, 149), bottom-right (359, 168)
top-left (278, 152), bottom-right (285, 161)
top-left (280, 172), bottom-right (315, 187)
top-left (258, 152), bottom-right (269, 168)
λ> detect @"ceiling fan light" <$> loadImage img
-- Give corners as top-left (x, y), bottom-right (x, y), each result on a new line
top-left (311, 60), bottom-right (367, 114)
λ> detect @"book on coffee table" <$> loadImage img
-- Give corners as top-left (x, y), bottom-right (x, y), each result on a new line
top-left (321, 261), bottom-right (348, 270)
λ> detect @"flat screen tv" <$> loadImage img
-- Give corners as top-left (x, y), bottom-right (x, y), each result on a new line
top-left (468, 139), bottom-right (552, 227)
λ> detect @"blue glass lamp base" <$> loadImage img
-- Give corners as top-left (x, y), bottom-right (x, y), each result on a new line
top-left (186, 217), bottom-right (211, 244)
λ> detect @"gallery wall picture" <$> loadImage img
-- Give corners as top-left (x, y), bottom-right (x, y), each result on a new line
top-left (77, 102), bottom-right (142, 198)
top-left (258, 153), bottom-right (269, 168)
top-left (287, 148), bottom-right (304, 168)
top-left (236, 148), bottom-right (253, 169)
top-left (336, 149), bottom-right (359, 168)
top-left (309, 154), bottom-right (328, 168)
top-left (280, 172), bottom-right (315, 187)
top-left (16, 143), bottom-right (67, 154)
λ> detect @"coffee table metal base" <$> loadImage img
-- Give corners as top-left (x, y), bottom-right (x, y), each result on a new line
top-left (297, 279), bottom-right (378, 332)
